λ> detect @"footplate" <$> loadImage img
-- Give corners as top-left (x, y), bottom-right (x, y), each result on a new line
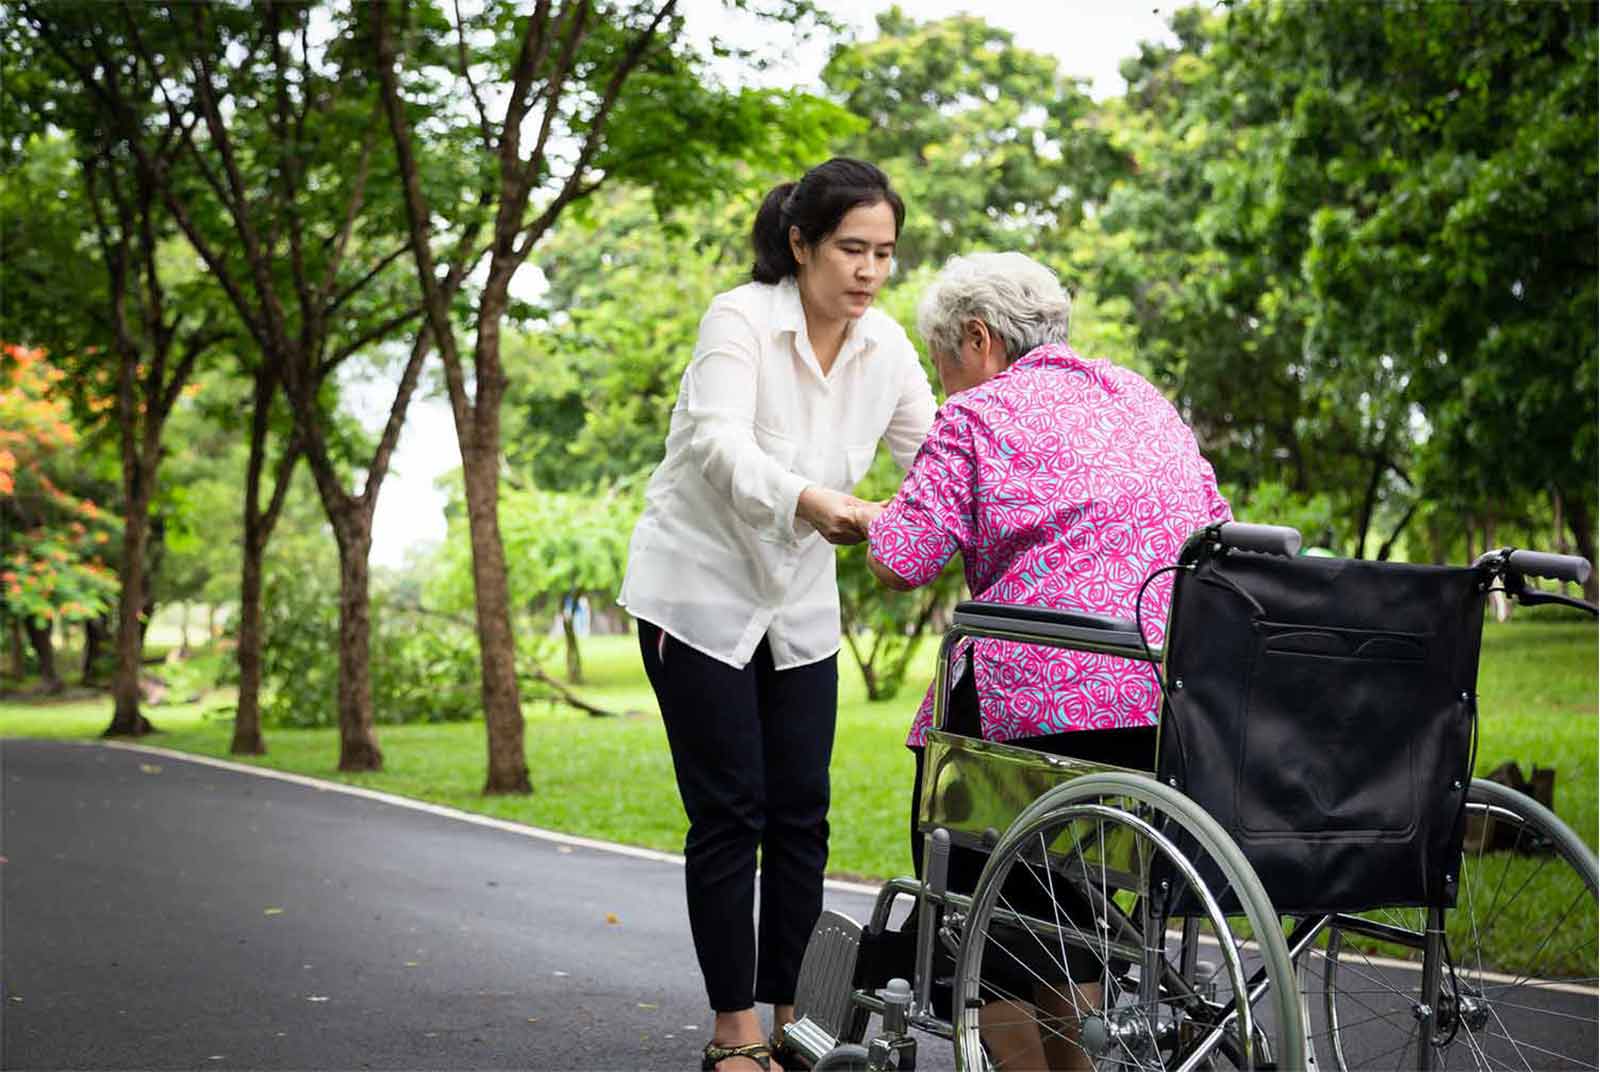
top-left (785, 910), bottom-right (870, 1065)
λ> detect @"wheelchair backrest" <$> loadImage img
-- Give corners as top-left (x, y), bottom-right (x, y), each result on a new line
top-left (1157, 544), bottom-right (1487, 913)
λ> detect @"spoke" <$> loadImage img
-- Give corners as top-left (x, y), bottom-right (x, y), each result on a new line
top-left (1485, 885), bottom-right (1592, 992)
top-left (1478, 984), bottom-right (1535, 1072)
top-left (1467, 999), bottom-right (1598, 1024)
top-left (1469, 1024), bottom-right (1590, 1069)
top-left (991, 882), bottom-right (1098, 1034)
top-left (1331, 945), bottom-right (1427, 1003)
top-left (1037, 827), bottom-right (1076, 1015)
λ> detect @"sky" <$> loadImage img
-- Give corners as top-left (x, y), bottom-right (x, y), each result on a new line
top-left (363, 0), bottom-right (1182, 568)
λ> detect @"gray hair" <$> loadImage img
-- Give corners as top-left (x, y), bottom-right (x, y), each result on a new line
top-left (915, 252), bottom-right (1072, 362)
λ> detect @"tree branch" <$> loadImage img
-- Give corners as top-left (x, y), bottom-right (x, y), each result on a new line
top-left (320, 306), bottom-right (425, 376)
top-left (453, 0), bottom-right (499, 153)
top-left (359, 326), bottom-right (433, 511)
top-left (513, 0), bottom-right (676, 259)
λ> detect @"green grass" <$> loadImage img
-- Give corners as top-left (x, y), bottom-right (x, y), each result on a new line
top-left (3, 621), bottom-right (1594, 893)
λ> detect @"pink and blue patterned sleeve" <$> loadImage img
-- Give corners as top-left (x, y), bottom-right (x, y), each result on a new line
top-left (867, 408), bottom-right (976, 588)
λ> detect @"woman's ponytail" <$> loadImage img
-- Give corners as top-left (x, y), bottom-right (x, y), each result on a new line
top-left (750, 181), bottom-right (799, 285)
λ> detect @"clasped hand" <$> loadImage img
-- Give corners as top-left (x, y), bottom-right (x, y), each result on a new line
top-left (797, 486), bottom-right (885, 545)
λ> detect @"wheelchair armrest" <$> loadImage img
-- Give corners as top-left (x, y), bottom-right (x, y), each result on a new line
top-left (951, 601), bottom-right (1155, 661)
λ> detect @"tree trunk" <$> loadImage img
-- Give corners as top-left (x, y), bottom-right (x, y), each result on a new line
top-left (1561, 491), bottom-right (1599, 604)
top-left (106, 493), bottom-right (155, 736)
top-left (462, 439), bottom-right (530, 795)
top-left (8, 617), bottom-right (25, 680)
top-left (24, 618), bottom-right (61, 693)
top-left (562, 592), bottom-right (583, 685)
top-left (332, 523), bottom-right (383, 772)
top-left (1353, 454), bottom-right (1385, 559)
top-left (82, 616), bottom-right (109, 687)
top-left (230, 546), bottom-right (268, 755)
top-left (178, 602), bottom-right (191, 657)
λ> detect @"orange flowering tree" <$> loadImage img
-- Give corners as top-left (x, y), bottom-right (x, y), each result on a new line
top-left (0, 342), bottom-right (121, 684)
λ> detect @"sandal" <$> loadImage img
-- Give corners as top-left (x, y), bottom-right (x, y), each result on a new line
top-left (701, 1040), bottom-right (772, 1071)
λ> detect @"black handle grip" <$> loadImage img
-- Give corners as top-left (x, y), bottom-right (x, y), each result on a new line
top-left (1507, 549), bottom-right (1592, 585)
top-left (1217, 522), bottom-right (1302, 558)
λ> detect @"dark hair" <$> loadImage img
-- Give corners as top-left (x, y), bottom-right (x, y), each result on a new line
top-left (750, 158), bottom-right (905, 284)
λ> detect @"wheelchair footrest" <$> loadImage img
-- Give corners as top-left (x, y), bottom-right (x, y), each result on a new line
top-left (788, 909), bottom-right (869, 1064)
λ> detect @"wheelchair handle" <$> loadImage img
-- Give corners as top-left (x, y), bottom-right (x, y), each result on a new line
top-left (1507, 548), bottom-right (1591, 586)
top-left (1217, 521), bottom-right (1302, 558)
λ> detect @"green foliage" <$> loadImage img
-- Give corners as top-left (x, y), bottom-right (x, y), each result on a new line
top-left (0, 344), bottom-right (121, 629)
top-left (1091, 1), bottom-right (1597, 563)
top-left (1223, 481), bottom-right (1338, 554)
top-left (259, 555), bottom-right (482, 729)
top-left (430, 481), bottom-right (635, 614)
top-left (506, 187), bottom-right (745, 491)
top-left (822, 9), bottom-right (1125, 273)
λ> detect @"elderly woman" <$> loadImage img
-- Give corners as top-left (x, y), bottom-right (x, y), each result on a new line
top-left (865, 252), bottom-right (1232, 1069)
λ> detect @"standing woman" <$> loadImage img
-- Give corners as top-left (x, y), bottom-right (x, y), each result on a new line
top-left (620, 159), bottom-right (934, 1072)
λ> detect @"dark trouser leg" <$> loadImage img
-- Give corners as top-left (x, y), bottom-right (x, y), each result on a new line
top-left (753, 644), bottom-right (838, 1007)
top-left (639, 621), bottom-right (765, 1013)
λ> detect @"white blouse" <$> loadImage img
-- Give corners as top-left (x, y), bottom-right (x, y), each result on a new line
top-left (619, 277), bottom-right (936, 670)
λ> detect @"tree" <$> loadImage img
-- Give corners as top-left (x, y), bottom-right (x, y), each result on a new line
top-left (24, 2), bottom-right (450, 767)
top-left (1, 36), bottom-right (228, 733)
top-left (1253, 1), bottom-right (1599, 586)
top-left (822, 8), bottom-right (1124, 273)
top-left (0, 344), bottom-right (121, 691)
top-left (1090, 2), bottom-right (1597, 576)
top-left (370, 0), bottom-right (847, 793)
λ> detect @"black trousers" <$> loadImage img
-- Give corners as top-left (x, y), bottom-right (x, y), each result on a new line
top-left (638, 620), bottom-right (838, 1012)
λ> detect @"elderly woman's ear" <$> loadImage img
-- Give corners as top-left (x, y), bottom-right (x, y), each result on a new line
top-left (963, 318), bottom-right (991, 358)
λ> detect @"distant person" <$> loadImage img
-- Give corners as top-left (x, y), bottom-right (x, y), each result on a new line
top-left (619, 158), bottom-right (935, 1071)
top-left (866, 251), bottom-right (1232, 1069)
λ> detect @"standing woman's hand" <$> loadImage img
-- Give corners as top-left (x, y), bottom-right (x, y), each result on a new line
top-left (797, 486), bottom-right (880, 544)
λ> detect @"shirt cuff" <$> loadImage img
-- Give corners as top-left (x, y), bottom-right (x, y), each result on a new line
top-left (775, 471), bottom-right (814, 543)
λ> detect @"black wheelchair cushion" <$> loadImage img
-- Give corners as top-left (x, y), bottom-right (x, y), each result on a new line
top-left (1157, 548), bottom-right (1484, 914)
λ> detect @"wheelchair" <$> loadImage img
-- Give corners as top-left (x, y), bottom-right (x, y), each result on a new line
top-left (781, 522), bottom-right (1598, 1071)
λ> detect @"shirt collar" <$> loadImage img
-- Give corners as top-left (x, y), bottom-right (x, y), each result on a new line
top-left (773, 276), bottom-right (883, 353)
top-left (1009, 342), bottom-right (1084, 372)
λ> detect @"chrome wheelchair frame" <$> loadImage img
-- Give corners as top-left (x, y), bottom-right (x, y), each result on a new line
top-left (781, 523), bottom-right (1598, 1072)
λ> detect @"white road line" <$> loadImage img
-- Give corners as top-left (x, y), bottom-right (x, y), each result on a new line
top-left (88, 739), bottom-right (883, 896)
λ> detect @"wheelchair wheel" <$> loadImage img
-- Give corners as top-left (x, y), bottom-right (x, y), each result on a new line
top-left (951, 773), bottom-right (1304, 1071)
top-left (1309, 777), bottom-right (1598, 1070)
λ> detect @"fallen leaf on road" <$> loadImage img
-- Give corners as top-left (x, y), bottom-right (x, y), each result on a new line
top-left (306, 996), bottom-right (329, 1003)
top-left (526, 1018), bottom-right (540, 1024)
top-left (605, 913), bottom-right (620, 925)
top-left (7, 996), bottom-right (21, 1004)
top-left (139, 764), bottom-right (162, 774)
top-left (552, 970), bottom-right (569, 977)
top-left (263, 907), bottom-right (284, 916)
top-left (637, 1003), bottom-right (657, 1010)
top-left (404, 961), bottom-right (419, 967)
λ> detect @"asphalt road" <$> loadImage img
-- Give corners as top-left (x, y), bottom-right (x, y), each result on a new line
top-left (6, 739), bottom-right (1591, 1071)
top-left (0, 738), bottom-right (911, 1072)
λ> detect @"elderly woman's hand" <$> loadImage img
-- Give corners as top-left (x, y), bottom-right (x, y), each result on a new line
top-left (797, 486), bottom-right (881, 545)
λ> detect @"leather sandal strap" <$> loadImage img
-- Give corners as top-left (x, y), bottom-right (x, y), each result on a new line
top-left (701, 1040), bottom-right (772, 1071)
